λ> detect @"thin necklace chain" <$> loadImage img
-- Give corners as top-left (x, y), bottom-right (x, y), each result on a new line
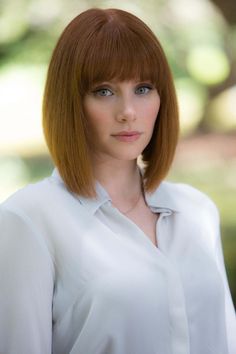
top-left (114, 175), bottom-right (145, 215)
top-left (121, 190), bottom-right (143, 214)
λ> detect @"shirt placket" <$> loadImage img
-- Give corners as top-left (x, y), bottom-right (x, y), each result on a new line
top-left (156, 210), bottom-right (190, 354)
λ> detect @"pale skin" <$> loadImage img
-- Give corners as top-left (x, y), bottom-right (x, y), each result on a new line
top-left (83, 79), bottom-right (161, 247)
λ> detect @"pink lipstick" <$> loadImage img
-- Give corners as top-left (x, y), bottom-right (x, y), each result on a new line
top-left (111, 131), bottom-right (141, 142)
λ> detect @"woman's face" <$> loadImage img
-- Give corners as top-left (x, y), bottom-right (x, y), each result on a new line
top-left (83, 79), bottom-right (160, 162)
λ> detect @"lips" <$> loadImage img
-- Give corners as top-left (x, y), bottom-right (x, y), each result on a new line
top-left (112, 131), bottom-right (140, 136)
top-left (111, 131), bottom-right (142, 142)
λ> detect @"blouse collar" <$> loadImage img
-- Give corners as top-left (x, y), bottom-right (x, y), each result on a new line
top-left (51, 168), bottom-right (180, 214)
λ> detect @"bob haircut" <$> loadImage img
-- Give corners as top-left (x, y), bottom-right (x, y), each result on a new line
top-left (43, 8), bottom-right (179, 198)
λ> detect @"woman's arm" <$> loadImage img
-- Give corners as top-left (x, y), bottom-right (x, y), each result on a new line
top-left (215, 225), bottom-right (236, 354)
top-left (208, 199), bottom-right (236, 354)
top-left (0, 206), bottom-right (54, 354)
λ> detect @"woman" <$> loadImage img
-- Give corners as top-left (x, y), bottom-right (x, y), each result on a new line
top-left (0, 8), bottom-right (235, 354)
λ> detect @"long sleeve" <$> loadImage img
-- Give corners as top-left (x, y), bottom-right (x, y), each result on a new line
top-left (210, 201), bottom-right (236, 354)
top-left (215, 231), bottom-right (236, 353)
top-left (0, 206), bottom-right (54, 354)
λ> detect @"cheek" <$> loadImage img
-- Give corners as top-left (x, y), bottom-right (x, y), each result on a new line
top-left (152, 96), bottom-right (161, 115)
top-left (145, 101), bottom-right (160, 127)
top-left (84, 110), bottom-right (111, 143)
top-left (84, 103), bottom-right (111, 127)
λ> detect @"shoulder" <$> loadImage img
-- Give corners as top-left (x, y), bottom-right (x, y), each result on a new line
top-left (158, 180), bottom-right (219, 221)
top-left (0, 174), bottom-right (87, 262)
top-left (0, 177), bottom-right (55, 248)
top-left (1, 177), bottom-right (52, 220)
top-left (0, 180), bottom-right (56, 273)
top-left (0, 173), bottom-right (85, 232)
top-left (1, 172), bottom-right (76, 214)
top-left (0, 172), bottom-right (90, 230)
top-left (161, 180), bottom-right (211, 202)
top-left (158, 181), bottom-right (221, 253)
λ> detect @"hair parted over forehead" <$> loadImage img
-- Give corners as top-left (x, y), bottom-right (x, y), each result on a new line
top-left (78, 10), bottom-right (164, 94)
top-left (43, 8), bottom-right (179, 197)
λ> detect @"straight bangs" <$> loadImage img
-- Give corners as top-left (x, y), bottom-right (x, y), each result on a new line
top-left (79, 21), bottom-right (163, 95)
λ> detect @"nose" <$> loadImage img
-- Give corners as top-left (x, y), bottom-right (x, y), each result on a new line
top-left (116, 98), bottom-right (136, 123)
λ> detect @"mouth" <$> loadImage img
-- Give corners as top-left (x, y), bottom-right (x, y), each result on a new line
top-left (112, 131), bottom-right (141, 136)
top-left (111, 131), bottom-right (142, 142)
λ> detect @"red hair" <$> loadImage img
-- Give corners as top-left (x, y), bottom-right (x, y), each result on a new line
top-left (43, 8), bottom-right (179, 197)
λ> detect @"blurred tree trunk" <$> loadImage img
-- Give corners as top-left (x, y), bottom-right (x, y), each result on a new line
top-left (198, 0), bottom-right (236, 132)
top-left (209, 0), bottom-right (236, 25)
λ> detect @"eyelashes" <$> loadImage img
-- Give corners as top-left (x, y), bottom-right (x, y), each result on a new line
top-left (135, 86), bottom-right (153, 95)
top-left (92, 84), bottom-right (155, 97)
top-left (93, 88), bottom-right (113, 97)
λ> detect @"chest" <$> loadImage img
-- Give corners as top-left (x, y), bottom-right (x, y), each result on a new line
top-left (51, 208), bottom-right (226, 353)
top-left (124, 203), bottom-right (160, 247)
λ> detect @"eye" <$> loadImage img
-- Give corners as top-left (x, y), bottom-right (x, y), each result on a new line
top-left (93, 88), bottom-right (113, 97)
top-left (135, 85), bottom-right (153, 95)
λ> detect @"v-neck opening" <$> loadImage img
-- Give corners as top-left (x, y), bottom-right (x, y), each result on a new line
top-left (110, 205), bottom-right (171, 254)
top-left (122, 212), bottom-right (160, 249)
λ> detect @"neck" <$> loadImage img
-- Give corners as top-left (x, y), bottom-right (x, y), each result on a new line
top-left (92, 158), bottom-right (143, 201)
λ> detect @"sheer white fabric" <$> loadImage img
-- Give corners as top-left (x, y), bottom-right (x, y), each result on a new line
top-left (0, 168), bottom-right (235, 354)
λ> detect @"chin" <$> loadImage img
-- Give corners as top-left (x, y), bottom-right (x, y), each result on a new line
top-left (110, 150), bottom-right (143, 161)
top-left (98, 144), bottom-right (147, 161)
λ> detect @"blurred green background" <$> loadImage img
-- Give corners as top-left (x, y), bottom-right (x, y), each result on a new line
top-left (0, 0), bottom-right (235, 307)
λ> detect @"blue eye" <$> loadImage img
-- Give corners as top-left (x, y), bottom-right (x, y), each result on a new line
top-left (94, 88), bottom-right (113, 97)
top-left (136, 86), bottom-right (153, 95)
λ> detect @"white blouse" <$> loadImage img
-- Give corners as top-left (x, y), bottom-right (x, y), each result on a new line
top-left (0, 168), bottom-right (235, 354)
